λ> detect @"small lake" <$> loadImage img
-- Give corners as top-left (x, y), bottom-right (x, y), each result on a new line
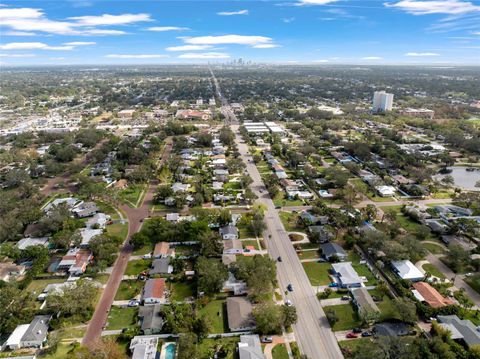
top-left (434, 166), bottom-right (480, 191)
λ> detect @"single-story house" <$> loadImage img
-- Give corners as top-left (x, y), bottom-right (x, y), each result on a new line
top-left (57, 248), bottom-right (93, 276)
top-left (220, 225), bottom-right (239, 240)
top-left (318, 190), bottom-right (334, 198)
top-left (223, 239), bottom-right (243, 255)
top-left (223, 272), bottom-right (247, 296)
top-left (222, 254), bottom-right (237, 266)
top-left (425, 219), bottom-right (448, 234)
top-left (331, 262), bottom-right (363, 288)
top-left (72, 202), bottom-right (99, 218)
top-left (226, 297), bottom-right (256, 332)
top-left (391, 260), bottom-right (424, 281)
top-left (16, 237), bottom-right (49, 250)
top-left (165, 213), bottom-right (180, 222)
top-left (44, 197), bottom-right (79, 213)
top-left (437, 315), bottom-right (480, 349)
top-left (150, 258), bottom-right (173, 275)
top-left (5, 315), bottom-right (51, 350)
top-left (153, 242), bottom-right (175, 258)
top-left (308, 226), bottom-right (334, 243)
top-left (375, 185), bottom-right (396, 197)
top-left (86, 213), bottom-right (110, 229)
top-left (142, 278), bottom-right (166, 305)
top-left (79, 228), bottom-right (103, 247)
top-left (412, 282), bottom-right (454, 308)
top-left (238, 335), bottom-right (266, 359)
top-left (320, 243), bottom-right (347, 261)
top-left (373, 322), bottom-right (410, 337)
top-left (129, 336), bottom-right (158, 359)
top-left (138, 305), bottom-right (164, 335)
top-left (171, 182), bottom-right (189, 193)
top-left (351, 287), bottom-right (379, 314)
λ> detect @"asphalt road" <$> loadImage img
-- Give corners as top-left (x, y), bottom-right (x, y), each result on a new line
top-left (233, 125), bottom-right (343, 359)
top-left (82, 140), bottom-right (172, 347)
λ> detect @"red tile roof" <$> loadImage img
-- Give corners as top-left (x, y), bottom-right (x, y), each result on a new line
top-left (413, 282), bottom-right (454, 308)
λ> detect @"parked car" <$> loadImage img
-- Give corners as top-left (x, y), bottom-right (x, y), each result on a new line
top-left (346, 333), bottom-right (358, 339)
top-left (465, 272), bottom-right (474, 277)
top-left (277, 256), bottom-right (282, 262)
top-left (285, 299), bottom-right (293, 306)
top-left (128, 300), bottom-right (140, 307)
top-left (352, 328), bottom-right (362, 333)
top-left (361, 331), bottom-right (372, 337)
top-left (328, 282), bottom-right (339, 288)
top-left (142, 253), bottom-right (152, 259)
top-left (341, 296), bottom-right (350, 301)
top-left (261, 337), bottom-right (273, 343)
top-left (287, 284), bottom-right (294, 292)
top-left (275, 205), bottom-right (282, 209)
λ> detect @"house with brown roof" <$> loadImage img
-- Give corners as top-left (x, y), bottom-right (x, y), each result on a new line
top-left (114, 179), bottom-right (128, 189)
top-left (142, 278), bottom-right (166, 305)
top-left (57, 248), bottom-right (93, 276)
top-left (412, 282), bottom-right (454, 308)
top-left (0, 261), bottom-right (26, 282)
top-left (226, 297), bottom-right (256, 332)
top-left (153, 242), bottom-right (175, 259)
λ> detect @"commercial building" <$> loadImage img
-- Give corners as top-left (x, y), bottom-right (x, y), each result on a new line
top-left (373, 91), bottom-right (394, 112)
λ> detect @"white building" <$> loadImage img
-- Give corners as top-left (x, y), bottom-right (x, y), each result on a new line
top-left (373, 91), bottom-right (394, 112)
top-left (391, 260), bottom-right (424, 281)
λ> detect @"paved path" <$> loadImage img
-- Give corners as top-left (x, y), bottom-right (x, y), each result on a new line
top-left (427, 253), bottom-right (480, 308)
top-left (82, 139), bottom-right (172, 347)
top-left (320, 298), bottom-right (348, 306)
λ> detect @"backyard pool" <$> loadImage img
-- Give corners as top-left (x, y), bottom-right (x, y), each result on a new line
top-left (160, 342), bottom-right (176, 359)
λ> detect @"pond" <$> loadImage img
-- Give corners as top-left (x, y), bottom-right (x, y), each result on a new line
top-left (434, 166), bottom-right (480, 191)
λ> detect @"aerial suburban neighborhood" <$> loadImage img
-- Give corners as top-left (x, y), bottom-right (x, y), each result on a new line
top-left (1, 55), bottom-right (480, 359)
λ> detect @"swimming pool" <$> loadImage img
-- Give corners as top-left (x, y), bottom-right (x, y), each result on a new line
top-left (162, 342), bottom-right (176, 359)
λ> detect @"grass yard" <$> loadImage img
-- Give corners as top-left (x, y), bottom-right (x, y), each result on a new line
top-left (115, 280), bottom-right (143, 300)
top-left (323, 303), bottom-right (361, 331)
top-left (26, 278), bottom-right (65, 295)
top-left (279, 211), bottom-right (306, 233)
top-left (106, 306), bottom-right (138, 330)
top-left (132, 244), bottom-right (152, 256)
top-left (197, 337), bottom-right (239, 359)
top-left (273, 192), bottom-right (305, 207)
top-left (297, 250), bottom-right (319, 260)
top-left (296, 242), bottom-right (319, 250)
top-left (367, 290), bottom-right (399, 321)
top-left (302, 262), bottom-right (332, 286)
top-left (272, 344), bottom-right (289, 359)
top-left (422, 242), bottom-right (447, 254)
top-left (120, 183), bottom-right (147, 208)
top-left (39, 343), bottom-right (73, 359)
top-left (422, 263), bottom-right (446, 279)
top-left (170, 281), bottom-right (195, 302)
top-left (465, 274), bottom-right (480, 295)
top-left (198, 299), bottom-right (227, 333)
top-left (125, 259), bottom-right (152, 276)
top-left (174, 245), bottom-right (199, 256)
top-left (339, 338), bottom-right (377, 356)
top-left (238, 222), bottom-right (256, 239)
top-left (106, 221), bottom-right (128, 240)
top-left (242, 239), bottom-right (260, 250)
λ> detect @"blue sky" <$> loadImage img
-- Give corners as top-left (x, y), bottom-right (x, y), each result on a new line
top-left (0, 0), bottom-right (479, 65)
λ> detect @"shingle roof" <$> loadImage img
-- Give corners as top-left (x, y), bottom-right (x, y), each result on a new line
top-left (138, 305), bottom-right (164, 332)
top-left (438, 315), bottom-right (480, 348)
top-left (351, 287), bottom-right (379, 313)
top-left (412, 282), bottom-right (454, 308)
top-left (226, 297), bottom-right (255, 331)
top-left (21, 315), bottom-right (51, 343)
top-left (143, 278), bottom-right (165, 299)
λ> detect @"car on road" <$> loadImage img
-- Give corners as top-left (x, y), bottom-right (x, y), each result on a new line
top-left (287, 284), bottom-right (294, 292)
top-left (277, 256), bottom-right (282, 262)
top-left (261, 337), bottom-right (273, 343)
top-left (275, 205), bottom-right (282, 209)
top-left (361, 331), bottom-right (372, 337)
top-left (285, 299), bottom-right (293, 306)
top-left (328, 282), bottom-right (339, 287)
top-left (341, 296), bottom-right (350, 301)
top-left (346, 333), bottom-right (358, 339)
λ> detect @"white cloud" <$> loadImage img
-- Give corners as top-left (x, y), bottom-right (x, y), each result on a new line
top-left (147, 26), bottom-right (189, 32)
top-left (68, 13), bottom-right (151, 26)
top-left (405, 52), bottom-right (440, 56)
top-left (217, 10), bottom-right (249, 16)
top-left (385, 0), bottom-right (480, 15)
top-left (297, 0), bottom-right (339, 5)
top-left (166, 45), bottom-right (212, 51)
top-left (312, 59), bottom-right (329, 62)
top-left (0, 42), bottom-right (74, 50)
top-left (283, 17), bottom-right (295, 23)
top-left (0, 7), bottom-right (148, 35)
top-left (473, 31), bottom-right (480, 34)
top-left (3, 31), bottom-right (37, 36)
top-left (252, 44), bottom-right (281, 48)
top-left (63, 41), bottom-right (96, 46)
top-left (361, 56), bottom-right (382, 60)
top-left (178, 52), bottom-right (230, 59)
top-left (183, 34), bottom-right (273, 47)
top-left (50, 57), bottom-right (65, 60)
top-left (0, 53), bottom-right (36, 58)
top-left (105, 54), bottom-right (169, 58)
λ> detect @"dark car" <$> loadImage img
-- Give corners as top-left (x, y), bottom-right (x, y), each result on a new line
top-left (275, 205), bottom-right (282, 209)
top-left (361, 331), bottom-right (372, 337)
top-left (346, 333), bottom-right (358, 339)
top-left (277, 256), bottom-right (282, 262)
top-left (261, 337), bottom-right (273, 343)
top-left (287, 284), bottom-right (294, 292)
top-left (352, 328), bottom-right (362, 333)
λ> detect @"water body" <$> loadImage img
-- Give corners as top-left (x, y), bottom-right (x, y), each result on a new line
top-left (435, 166), bottom-right (480, 191)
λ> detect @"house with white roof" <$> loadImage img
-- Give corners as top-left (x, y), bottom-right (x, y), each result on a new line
top-left (391, 260), bottom-right (424, 281)
top-left (331, 262), bottom-right (363, 288)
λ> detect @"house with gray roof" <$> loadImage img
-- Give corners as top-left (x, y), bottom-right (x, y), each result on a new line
top-left (437, 315), bottom-right (480, 349)
top-left (20, 315), bottom-right (51, 349)
top-left (351, 287), bottom-right (379, 315)
top-left (320, 243), bottom-right (347, 261)
top-left (226, 297), bottom-right (256, 332)
top-left (331, 262), bottom-right (363, 288)
top-left (238, 335), bottom-right (266, 359)
top-left (220, 225), bottom-right (239, 240)
top-left (138, 305), bottom-right (164, 335)
top-left (150, 258), bottom-right (173, 275)
top-left (308, 226), bottom-right (333, 243)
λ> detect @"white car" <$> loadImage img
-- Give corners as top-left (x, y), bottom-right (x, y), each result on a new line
top-left (128, 300), bottom-right (140, 307)
top-left (285, 299), bottom-right (293, 306)
top-left (142, 253), bottom-right (152, 259)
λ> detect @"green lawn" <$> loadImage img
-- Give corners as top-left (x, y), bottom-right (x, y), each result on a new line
top-left (170, 281), bottom-right (195, 302)
top-left (272, 344), bottom-right (289, 359)
top-left (302, 262), bottom-right (332, 286)
top-left (422, 263), bottom-right (446, 279)
top-left (296, 242), bottom-right (319, 250)
top-left (106, 306), bottom-right (138, 330)
top-left (132, 244), bottom-right (152, 256)
top-left (39, 343), bottom-right (73, 359)
top-left (238, 223), bottom-right (256, 239)
top-left (26, 278), bottom-right (65, 295)
top-left (339, 338), bottom-right (377, 356)
top-left (120, 183), bottom-right (147, 208)
top-left (367, 289), bottom-right (399, 321)
top-left (198, 299), bottom-right (227, 333)
top-left (465, 274), bottom-right (480, 295)
top-left (125, 259), bottom-right (152, 276)
top-left (106, 221), bottom-right (128, 240)
top-left (273, 192), bottom-right (305, 207)
top-left (297, 250), bottom-right (319, 260)
top-left (348, 252), bottom-right (378, 286)
top-left (115, 280), bottom-right (143, 300)
top-left (279, 211), bottom-right (306, 233)
top-left (197, 337), bottom-right (239, 359)
top-left (422, 242), bottom-right (447, 254)
top-left (242, 239), bottom-right (260, 250)
top-left (323, 303), bottom-right (361, 331)
top-left (224, 182), bottom-right (241, 190)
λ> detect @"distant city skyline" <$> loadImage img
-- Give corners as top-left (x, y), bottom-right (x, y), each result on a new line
top-left (0, 0), bottom-right (479, 66)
